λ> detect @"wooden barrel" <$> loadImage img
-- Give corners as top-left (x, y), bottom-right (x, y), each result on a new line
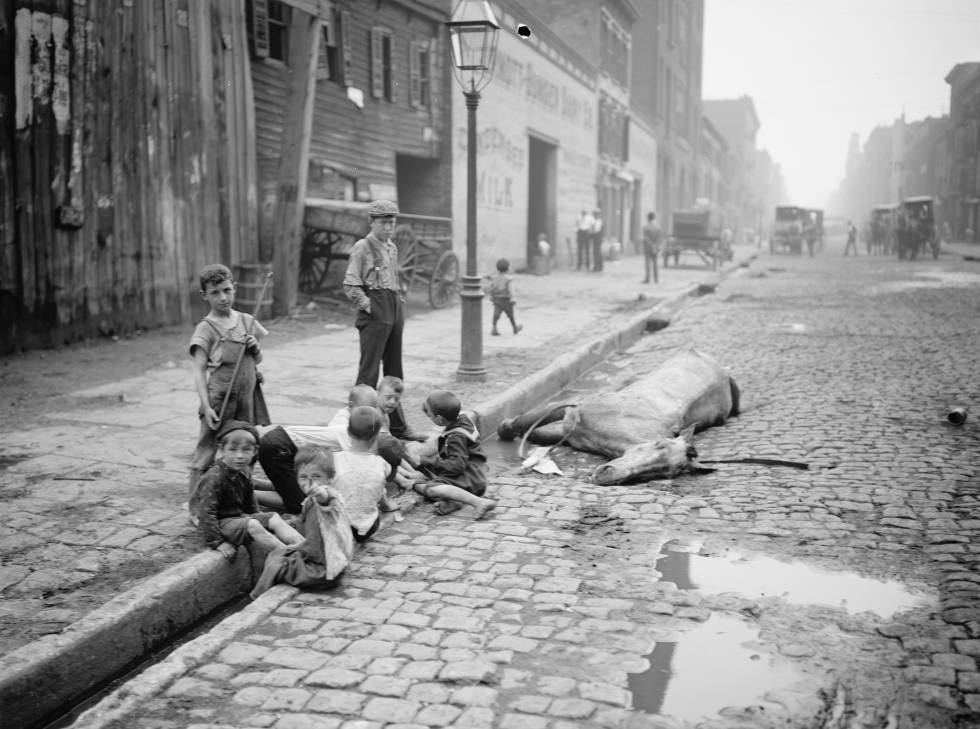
top-left (234, 263), bottom-right (274, 322)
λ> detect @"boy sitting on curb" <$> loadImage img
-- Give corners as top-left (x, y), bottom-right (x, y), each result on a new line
top-left (195, 420), bottom-right (302, 561)
top-left (408, 390), bottom-right (496, 520)
top-left (332, 406), bottom-right (399, 542)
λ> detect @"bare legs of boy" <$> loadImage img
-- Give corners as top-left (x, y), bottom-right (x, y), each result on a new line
top-left (413, 481), bottom-right (496, 520)
top-left (247, 513), bottom-right (303, 552)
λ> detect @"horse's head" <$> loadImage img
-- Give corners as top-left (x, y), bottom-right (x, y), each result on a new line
top-left (590, 425), bottom-right (714, 485)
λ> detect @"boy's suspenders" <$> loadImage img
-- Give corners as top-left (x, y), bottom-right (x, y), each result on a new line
top-left (364, 237), bottom-right (386, 289)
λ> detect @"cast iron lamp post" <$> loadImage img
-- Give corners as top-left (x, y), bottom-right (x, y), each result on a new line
top-left (447, 0), bottom-right (499, 379)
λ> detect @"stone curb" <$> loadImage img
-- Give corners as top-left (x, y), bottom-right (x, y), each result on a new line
top-left (2, 254), bottom-right (754, 729)
top-left (73, 585), bottom-right (299, 729)
top-left (0, 551), bottom-right (254, 729)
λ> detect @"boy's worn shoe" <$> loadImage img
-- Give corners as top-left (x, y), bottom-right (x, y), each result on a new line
top-left (491, 329), bottom-right (500, 336)
top-left (514, 324), bottom-right (523, 334)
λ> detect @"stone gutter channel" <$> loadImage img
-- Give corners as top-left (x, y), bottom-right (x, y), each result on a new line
top-left (0, 258), bottom-right (753, 729)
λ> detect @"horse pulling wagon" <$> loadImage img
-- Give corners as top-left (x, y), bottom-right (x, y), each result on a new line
top-left (300, 199), bottom-right (460, 308)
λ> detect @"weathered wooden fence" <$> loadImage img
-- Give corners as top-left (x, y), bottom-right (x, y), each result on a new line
top-left (0, 0), bottom-right (258, 354)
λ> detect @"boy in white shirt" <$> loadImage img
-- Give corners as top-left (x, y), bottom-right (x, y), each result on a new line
top-left (332, 406), bottom-right (398, 542)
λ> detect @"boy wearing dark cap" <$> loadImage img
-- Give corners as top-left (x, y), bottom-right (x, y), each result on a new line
top-left (343, 199), bottom-right (406, 389)
top-left (411, 390), bottom-right (496, 519)
top-left (194, 420), bottom-right (302, 561)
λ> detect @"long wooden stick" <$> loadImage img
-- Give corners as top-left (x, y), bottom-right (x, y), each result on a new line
top-left (215, 272), bottom-right (274, 428)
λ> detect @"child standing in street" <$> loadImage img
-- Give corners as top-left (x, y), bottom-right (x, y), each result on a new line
top-left (488, 258), bottom-right (523, 336)
top-left (188, 264), bottom-right (270, 517)
top-left (195, 420), bottom-right (302, 561)
top-left (411, 390), bottom-right (496, 519)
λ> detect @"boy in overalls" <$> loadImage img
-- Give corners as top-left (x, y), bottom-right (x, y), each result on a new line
top-left (188, 264), bottom-right (270, 521)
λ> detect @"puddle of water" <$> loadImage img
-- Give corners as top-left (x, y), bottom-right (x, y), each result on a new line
top-left (656, 542), bottom-right (929, 617)
top-left (629, 614), bottom-right (801, 720)
top-left (480, 436), bottom-right (526, 477)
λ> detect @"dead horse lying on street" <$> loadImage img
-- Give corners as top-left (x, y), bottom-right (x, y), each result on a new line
top-left (497, 348), bottom-right (740, 485)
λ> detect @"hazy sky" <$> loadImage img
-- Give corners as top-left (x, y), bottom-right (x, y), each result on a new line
top-left (703, 0), bottom-right (980, 208)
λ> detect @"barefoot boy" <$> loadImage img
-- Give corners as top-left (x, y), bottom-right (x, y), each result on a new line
top-left (332, 406), bottom-right (398, 542)
top-left (195, 421), bottom-right (302, 560)
top-left (411, 390), bottom-right (496, 519)
top-left (188, 264), bottom-right (270, 514)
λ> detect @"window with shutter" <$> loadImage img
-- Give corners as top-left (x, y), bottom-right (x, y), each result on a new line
top-left (371, 26), bottom-right (394, 101)
top-left (317, 23), bottom-right (330, 80)
top-left (419, 42), bottom-right (431, 108)
top-left (385, 34), bottom-right (396, 102)
top-left (318, 12), bottom-right (342, 84)
top-left (249, 0), bottom-right (270, 59)
top-left (266, 1), bottom-right (289, 63)
top-left (341, 10), bottom-right (352, 85)
top-left (371, 27), bottom-right (384, 98)
top-left (409, 42), bottom-right (421, 107)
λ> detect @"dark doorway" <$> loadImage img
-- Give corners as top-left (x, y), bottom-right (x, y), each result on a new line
top-left (526, 134), bottom-right (557, 265)
top-left (396, 154), bottom-right (448, 217)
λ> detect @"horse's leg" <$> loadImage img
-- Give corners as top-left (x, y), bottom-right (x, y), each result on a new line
top-left (498, 403), bottom-right (573, 440)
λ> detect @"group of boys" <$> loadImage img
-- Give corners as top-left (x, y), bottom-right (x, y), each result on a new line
top-left (187, 257), bottom-right (495, 585)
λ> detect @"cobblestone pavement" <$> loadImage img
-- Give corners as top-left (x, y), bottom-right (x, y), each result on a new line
top-left (73, 250), bottom-right (980, 729)
top-left (0, 250), bottom-right (727, 658)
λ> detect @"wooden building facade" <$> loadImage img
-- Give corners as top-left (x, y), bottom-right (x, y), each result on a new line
top-left (0, 0), bottom-right (259, 354)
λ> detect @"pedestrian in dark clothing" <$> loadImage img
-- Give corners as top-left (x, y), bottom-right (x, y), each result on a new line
top-left (591, 209), bottom-right (605, 272)
top-left (487, 258), bottom-right (523, 336)
top-left (641, 212), bottom-right (662, 283)
top-left (576, 210), bottom-right (594, 270)
top-left (343, 199), bottom-right (405, 389)
top-left (843, 221), bottom-right (858, 257)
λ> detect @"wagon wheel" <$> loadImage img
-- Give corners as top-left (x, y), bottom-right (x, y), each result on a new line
top-left (298, 228), bottom-right (331, 294)
top-left (428, 250), bottom-right (461, 309)
top-left (393, 224), bottom-right (419, 294)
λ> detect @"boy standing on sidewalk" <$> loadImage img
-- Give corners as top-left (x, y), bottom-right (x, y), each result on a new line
top-left (343, 200), bottom-right (405, 389)
top-left (188, 264), bottom-right (270, 518)
top-left (487, 258), bottom-right (523, 336)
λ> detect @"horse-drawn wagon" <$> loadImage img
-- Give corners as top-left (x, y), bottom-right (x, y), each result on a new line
top-left (869, 203), bottom-right (899, 255)
top-left (300, 199), bottom-right (460, 308)
top-left (661, 203), bottom-right (729, 269)
top-left (770, 205), bottom-right (805, 255)
top-left (901, 196), bottom-right (939, 260)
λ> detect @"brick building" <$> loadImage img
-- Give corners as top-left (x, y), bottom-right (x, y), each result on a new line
top-left (945, 62), bottom-right (980, 241)
top-left (632, 0), bottom-right (705, 228)
top-left (703, 96), bottom-right (760, 241)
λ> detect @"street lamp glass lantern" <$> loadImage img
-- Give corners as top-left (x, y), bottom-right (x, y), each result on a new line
top-left (447, 0), bottom-right (500, 92)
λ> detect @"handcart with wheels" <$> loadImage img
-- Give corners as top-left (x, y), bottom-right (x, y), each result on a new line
top-left (300, 199), bottom-right (459, 308)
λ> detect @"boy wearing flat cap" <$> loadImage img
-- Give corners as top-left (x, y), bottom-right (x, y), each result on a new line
top-left (195, 420), bottom-right (302, 561)
top-left (343, 199), bottom-right (406, 390)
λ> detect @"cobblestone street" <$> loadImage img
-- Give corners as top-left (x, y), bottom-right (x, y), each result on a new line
top-left (72, 249), bottom-right (980, 729)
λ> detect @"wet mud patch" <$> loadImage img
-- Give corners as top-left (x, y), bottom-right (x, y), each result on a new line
top-left (627, 613), bottom-right (807, 721)
top-left (569, 503), bottom-right (627, 534)
top-left (655, 539), bottom-right (933, 618)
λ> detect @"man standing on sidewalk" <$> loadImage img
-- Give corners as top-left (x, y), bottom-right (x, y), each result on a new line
top-left (576, 210), bottom-right (594, 270)
top-left (591, 209), bottom-right (605, 272)
top-left (843, 220), bottom-right (858, 256)
top-left (343, 200), bottom-right (405, 388)
top-left (641, 212), bottom-right (662, 283)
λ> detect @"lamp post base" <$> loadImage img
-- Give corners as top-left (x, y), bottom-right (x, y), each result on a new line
top-left (456, 275), bottom-right (487, 380)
